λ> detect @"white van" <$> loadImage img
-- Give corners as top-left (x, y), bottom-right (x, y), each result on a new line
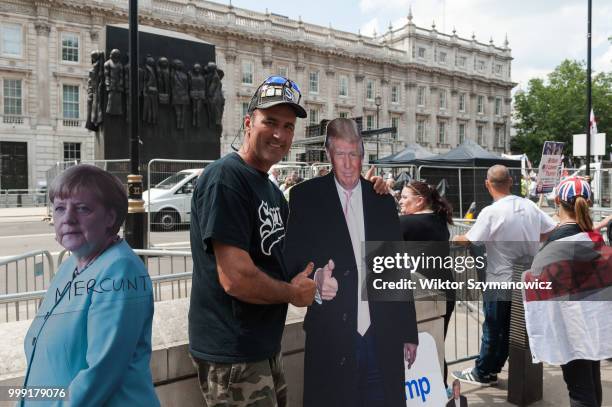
top-left (143, 168), bottom-right (201, 231)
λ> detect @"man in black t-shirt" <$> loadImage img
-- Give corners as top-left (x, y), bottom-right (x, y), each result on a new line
top-left (189, 76), bottom-right (316, 407)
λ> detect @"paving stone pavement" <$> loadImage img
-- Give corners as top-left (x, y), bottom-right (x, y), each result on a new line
top-left (449, 359), bottom-right (612, 406)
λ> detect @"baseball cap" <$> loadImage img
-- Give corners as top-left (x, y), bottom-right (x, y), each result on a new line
top-left (556, 176), bottom-right (592, 202)
top-left (247, 76), bottom-right (307, 118)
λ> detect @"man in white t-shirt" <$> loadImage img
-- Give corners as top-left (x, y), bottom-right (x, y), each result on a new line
top-left (451, 165), bottom-right (556, 386)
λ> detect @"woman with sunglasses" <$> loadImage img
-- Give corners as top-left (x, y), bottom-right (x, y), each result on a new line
top-left (523, 177), bottom-right (612, 406)
top-left (398, 181), bottom-right (456, 394)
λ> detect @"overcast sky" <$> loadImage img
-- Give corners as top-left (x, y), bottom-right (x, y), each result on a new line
top-left (227, 0), bottom-right (612, 91)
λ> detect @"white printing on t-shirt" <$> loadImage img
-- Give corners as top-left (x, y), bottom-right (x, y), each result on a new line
top-left (258, 200), bottom-right (285, 256)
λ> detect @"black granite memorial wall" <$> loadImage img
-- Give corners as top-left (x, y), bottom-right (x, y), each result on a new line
top-left (98, 26), bottom-right (221, 163)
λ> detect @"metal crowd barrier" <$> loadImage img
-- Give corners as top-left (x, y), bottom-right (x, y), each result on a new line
top-left (415, 165), bottom-right (525, 217)
top-left (0, 250), bottom-right (55, 322)
top-left (448, 219), bottom-right (474, 239)
top-left (0, 249), bottom-right (193, 323)
top-left (133, 249), bottom-right (193, 301)
top-left (0, 189), bottom-right (48, 208)
top-left (270, 161), bottom-right (312, 182)
top-left (0, 272), bottom-right (193, 322)
top-left (57, 248), bottom-right (192, 275)
top-left (0, 242), bottom-right (483, 368)
top-left (445, 242), bottom-right (483, 365)
top-left (560, 167), bottom-right (612, 208)
top-left (150, 271), bottom-right (192, 302)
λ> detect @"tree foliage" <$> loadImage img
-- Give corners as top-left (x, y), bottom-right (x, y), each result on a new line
top-left (511, 60), bottom-right (612, 165)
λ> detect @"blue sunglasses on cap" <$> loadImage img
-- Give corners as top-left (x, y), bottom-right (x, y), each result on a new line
top-left (248, 75), bottom-right (306, 118)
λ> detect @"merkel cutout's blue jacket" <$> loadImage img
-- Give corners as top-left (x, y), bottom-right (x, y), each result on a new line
top-left (22, 240), bottom-right (160, 406)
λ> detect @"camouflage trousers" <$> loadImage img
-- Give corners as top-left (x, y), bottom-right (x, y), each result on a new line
top-left (191, 352), bottom-right (287, 407)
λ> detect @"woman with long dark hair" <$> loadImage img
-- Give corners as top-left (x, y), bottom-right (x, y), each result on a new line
top-left (398, 181), bottom-right (455, 393)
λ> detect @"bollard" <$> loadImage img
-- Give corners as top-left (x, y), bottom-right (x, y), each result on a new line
top-left (507, 262), bottom-right (542, 406)
top-left (125, 174), bottom-right (148, 257)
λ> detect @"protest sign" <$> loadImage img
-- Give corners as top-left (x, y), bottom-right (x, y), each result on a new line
top-left (404, 332), bottom-right (447, 406)
top-left (535, 141), bottom-right (564, 194)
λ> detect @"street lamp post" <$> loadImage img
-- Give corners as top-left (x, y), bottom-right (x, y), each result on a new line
top-left (375, 95), bottom-right (382, 160)
top-left (586, 0), bottom-right (592, 180)
top-left (124, 0), bottom-right (147, 250)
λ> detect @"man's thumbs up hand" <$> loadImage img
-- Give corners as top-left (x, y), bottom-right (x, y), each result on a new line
top-left (314, 259), bottom-right (339, 301)
top-left (289, 262), bottom-right (316, 307)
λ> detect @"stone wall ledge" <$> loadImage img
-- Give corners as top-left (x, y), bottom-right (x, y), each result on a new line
top-left (0, 296), bottom-right (445, 407)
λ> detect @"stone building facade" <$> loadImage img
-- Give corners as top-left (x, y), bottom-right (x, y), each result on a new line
top-left (0, 0), bottom-right (514, 189)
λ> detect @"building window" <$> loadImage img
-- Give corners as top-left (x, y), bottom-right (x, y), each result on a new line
top-left (458, 123), bottom-right (466, 144)
top-left (439, 90), bottom-right (447, 109)
top-left (368, 154), bottom-right (377, 163)
top-left (418, 47), bottom-right (426, 58)
top-left (309, 71), bottom-right (319, 94)
top-left (495, 64), bottom-right (502, 74)
top-left (416, 86), bottom-right (425, 106)
top-left (495, 127), bottom-right (504, 147)
top-left (63, 142), bottom-right (81, 162)
top-left (241, 60), bottom-right (253, 85)
top-left (391, 117), bottom-right (399, 139)
top-left (495, 97), bottom-right (502, 116)
top-left (278, 65), bottom-right (288, 77)
top-left (477, 60), bottom-right (486, 71)
top-left (366, 80), bottom-right (374, 101)
top-left (3, 79), bottom-right (22, 116)
top-left (61, 32), bottom-right (79, 63)
top-left (241, 102), bottom-right (249, 118)
top-left (366, 114), bottom-right (374, 130)
top-left (439, 51), bottom-right (447, 64)
top-left (391, 85), bottom-right (399, 103)
top-left (338, 75), bottom-right (349, 97)
top-left (416, 120), bottom-right (425, 143)
top-left (438, 122), bottom-right (446, 144)
top-left (477, 125), bottom-right (484, 145)
top-left (62, 85), bottom-right (79, 119)
top-left (309, 108), bottom-right (319, 125)
top-left (477, 95), bottom-right (484, 114)
top-left (0, 24), bottom-right (22, 57)
top-left (456, 55), bottom-right (466, 67)
top-left (458, 93), bottom-right (466, 112)
top-left (339, 111), bottom-right (348, 118)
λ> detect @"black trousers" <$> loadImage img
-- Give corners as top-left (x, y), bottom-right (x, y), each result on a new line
top-left (561, 359), bottom-right (602, 407)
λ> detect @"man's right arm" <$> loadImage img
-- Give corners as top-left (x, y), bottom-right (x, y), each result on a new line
top-left (213, 240), bottom-right (315, 306)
